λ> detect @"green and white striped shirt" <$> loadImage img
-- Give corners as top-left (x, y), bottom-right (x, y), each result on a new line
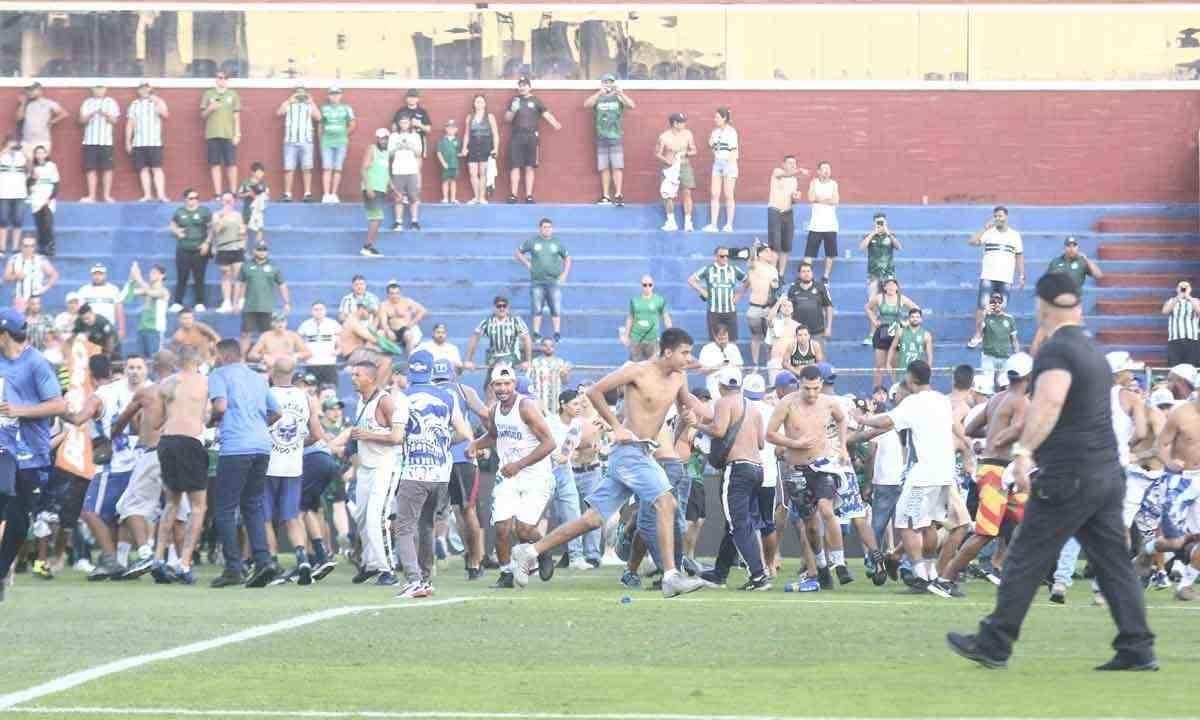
top-left (477, 315), bottom-right (530, 365)
top-left (283, 101), bottom-right (316, 144)
top-left (692, 263), bottom-right (747, 314)
top-left (1169, 298), bottom-right (1200, 342)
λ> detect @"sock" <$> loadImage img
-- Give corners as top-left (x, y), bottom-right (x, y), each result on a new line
top-left (830, 549), bottom-right (845, 568)
top-left (167, 545), bottom-right (179, 565)
top-left (294, 547), bottom-right (309, 567)
top-left (1178, 565), bottom-right (1199, 589)
top-left (501, 562), bottom-right (514, 573)
top-left (312, 538), bottom-right (328, 564)
top-left (816, 554), bottom-right (828, 569)
top-left (664, 568), bottom-right (680, 580)
top-left (137, 543), bottom-right (153, 560)
top-left (117, 542), bottom-right (131, 567)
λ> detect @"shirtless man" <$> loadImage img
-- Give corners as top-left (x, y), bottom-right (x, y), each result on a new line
top-left (655, 113), bottom-right (698, 232)
top-left (154, 345), bottom-right (210, 584)
top-left (1139, 391), bottom-right (1200, 601)
top-left (112, 350), bottom-right (177, 579)
top-left (169, 308), bottom-right (219, 367)
top-left (745, 243), bottom-right (780, 368)
top-left (339, 302), bottom-right (382, 364)
top-left (767, 364), bottom-right (852, 588)
top-left (930, 353), bottom-right (1033, 599)
top-left (1127, 388), bottom-right (1173, 589)
top-left (766, 155), bottom-right (809, 274)
top-left (569, 383), bottom-right (607, 566)
top-left (467, 364), bottom-right (556, 589)
top-left (248, 313), bottom-right (312, 367)
top-left (511, 328), bottom-right (709, 597)
top-left (696, 368), bottom-right (770, 590)
top-left (377, 281), bottom-right (427, 354)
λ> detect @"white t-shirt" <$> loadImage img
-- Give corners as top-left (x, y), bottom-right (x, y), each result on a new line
top-left (296, 317), bottom-right (342, 366)
top-left (979, 227), bottom-right (1024, 284)
top-left (388, 131), bottom-right (422, 175)
top-left (887, 389), bottom-right (956, 487)
top-left (416, 339), bottom-right (463, 369)
top-left (871, 430), bottom-right (904, 486)
top-left (808, 178), bottom-right (839, 232)
top-left (708, 126), bottom-right (739, 161)
top-left (750, 399), bottom-right (778, 488)
top-left (77, 282), bottom-right (122, 325)
top-left (0, 150), bottom-right (28, 199)
top-left (546, 414), bottom-right (583, 469)
top-left (698, 341), bottom-right (744, 398)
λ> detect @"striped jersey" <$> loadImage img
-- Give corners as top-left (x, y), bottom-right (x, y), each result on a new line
top-left (80, 96), bottom-right (119, 146)
top-left (296, 317), bottom-right (342, 366)
top-left (7, 254), bottom-right (48, 301)
top-left (1169, 298), bottom-right (1200, 342)
top-left (978, 227), bottom-right (1024, 284)
top-left (476, 315), bottom-right (529, 364)
top-left (283, 101), bottom-right (316, 144)
top-left (76, 282), bottom-right (122, 325)
top-left (692, 263), bottom-right (747, 313)
top-left (126, 97), bottom-right (165, 147)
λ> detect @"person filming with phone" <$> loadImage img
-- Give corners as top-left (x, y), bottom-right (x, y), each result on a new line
top-left (1163, 279), bottom-right (1200, 366)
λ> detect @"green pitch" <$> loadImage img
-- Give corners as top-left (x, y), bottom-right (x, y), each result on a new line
top-left (1, 563), bottom-right (1196, 720)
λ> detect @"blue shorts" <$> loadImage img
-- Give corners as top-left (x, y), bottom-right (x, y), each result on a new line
top-left (83, 469), bottom-right (132, 523)
top-left (320, 145), bottom-right (348, 171)
top-left (530, 282), bottom-right (562, 318)
top-left (263, 475), bottom-right (301, 522)
top-left (585, 442), bottom-right (671, 519)
top-left (283, 142), bottom-right (315, 172)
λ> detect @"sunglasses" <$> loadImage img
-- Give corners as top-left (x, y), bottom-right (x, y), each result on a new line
top-left (642, 282), bottom-right (654, 287)
top-left (495, 304), bottom-right (508, 309)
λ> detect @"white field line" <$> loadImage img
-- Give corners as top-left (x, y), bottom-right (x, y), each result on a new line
top-left (3, 709), bottom-right (1197, 720)
top-left (0, 598), bottom-right (475, 711)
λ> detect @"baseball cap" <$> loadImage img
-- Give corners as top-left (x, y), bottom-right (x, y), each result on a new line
top-left (996, 371), bottom-right (1010, 389)
top-left (405, 88), bottom-right (421, 98)
top-left (90, 263), bottom-right (107, 274)
top-left (271, 311), bottom-right (287, 322)
top-left (255, 240), bottom-right (269, 250)
top-left (669, 112), bottom-right (687, 125)
top-left (743, 373), bottom-right (766, 400)
top-left (328, 85), bottom-right (343, 94)
top-left (600, 73), bottom-right (616, 82)
top-left (322, 397), bottom-right (344, 411)
top-left (375, 128), bottom-right (390, 138)
top-left (444, 119), bottom-right (457, 127)
top-left (1064, 236), bottom-right (1079, 246)
top-left (971, 375), bottom-right (994, 396)
top-left (816, 362), bottom-right (837, 384)
top-left (25, 81), bottom-right (41, 90)
top-left (1169, 363), bottom-right (1197, 387)
top-left (138, 80), bottom-right (152, 89)
top-left (1106, 351), bottom-right (1144, 374)
top-left (407, 350), bottom-right (435, 383)
top-left (431, 358), bottom-right (453, 383)
top-left (1004, 352), bottom-right (1034, 379)
top-left (1035, 272), bottom-right (1081, 308)
top-left (1150, 387), bottom-right (1175, 408)
top-left (716, 366), bottom-right (742, 389)
top-left (691, 386), bottom-right (712, 401)
top-left (65, 291), bottom-right (80, 303)
top-left (491, 363), bottom-right (517, 384)
top-left (0, 307), bottom-right (26, 334)
top-left (774, 370), bottom-right (799, 389)
top-left (517, 76), bottom-right (531, 87)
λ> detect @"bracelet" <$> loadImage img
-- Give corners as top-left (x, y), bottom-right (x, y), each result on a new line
top-left (1011, 443), bottom-right (1032, 459)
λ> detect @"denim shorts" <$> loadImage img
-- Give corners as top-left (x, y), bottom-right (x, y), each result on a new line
top-left (283, 142), bottom-right (315, 171)
top-left (530, 282), bottom-right (562, 317)
top-left (320, 145), bottom-right (348, 171)
top-left (586, 442), bottom-right (671, 519)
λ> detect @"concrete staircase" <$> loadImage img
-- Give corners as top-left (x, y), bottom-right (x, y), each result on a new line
top-left (36, 201), bottom-right (1200, 397)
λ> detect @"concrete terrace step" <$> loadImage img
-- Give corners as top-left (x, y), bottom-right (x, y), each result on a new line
top-left (1095, 295), bottom-right (1167, 315)
top-left (1096, 216), bottom-right (1199, 234)
top-left (1098, 243), bottom-right (1200, 261)
top-left (1100, 273), bottom-right (1194, 288)
top-left (1096, 327), bottom-right (1165, 345)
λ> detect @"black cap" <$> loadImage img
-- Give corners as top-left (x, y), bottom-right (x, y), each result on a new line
top-left (405, 88), bottom-right (420, 98)
top-left (517, 76), bottom-right (531, 87)
top-left (669, 112), bottom-right (687, 125)
top-left (1064, 236), bottom-right (1078, 246)
top-left (1036, 272), bottom-right (1081, 308)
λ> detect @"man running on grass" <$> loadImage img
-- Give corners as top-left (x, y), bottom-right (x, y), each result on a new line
top-left (510, 328), bottom-right (709, 598)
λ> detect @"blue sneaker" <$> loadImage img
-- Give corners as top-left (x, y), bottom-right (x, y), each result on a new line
top-left (620, 570), bottom-right (642, 590)
top-left (798, 578), bottom-right (821, 592)
top-left (176, 568), bottom-right (197, 585)
top-left (150, 561), bottom-right (174, 584)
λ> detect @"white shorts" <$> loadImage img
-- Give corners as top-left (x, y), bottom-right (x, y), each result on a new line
top-left (115, 449), bottom-right (164, 522)
top-left (895, 484), bottom-right (950, 530)
top-left (712, 157), bottom-right (739, 179)
top-left (1124, 466), bottom-right (1155, 528)
top-left (491, 470), bottom-right (553, 526)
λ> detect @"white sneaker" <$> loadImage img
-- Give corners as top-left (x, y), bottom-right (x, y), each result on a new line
top-left (702, 223), bottom-right (719, 233)
top-left (168, 303), bottom-right (183, 314)
top-left (660, 218), bottom-right (678, 232)
top-left (215, 302), bottom-right (232, 314)
top-left (661, 569), bottom-right (707, 598)
top-left (722, 224), bottom-right (734, 232)
top-left (193, 304), bottom-right (207, 313)
top-left (569, 559), bottom-right (592, 571)
top-left (511, 543), bottom-right (538, 588)
top-left (321, 194), bottom-right (335, 204)
top-left (73, 558), bottom-right (96, 574)
top-left (683, 218), bottom-right (694, 232)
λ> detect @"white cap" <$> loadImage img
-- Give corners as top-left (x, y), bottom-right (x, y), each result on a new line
top-left (996, 371), bottom-right (1010, 389)
top-left (374, 127), bottom-right (390, 138)
top-left (888, 383), bottom-right (903, 401)
top-left (1150, 387), bottom-right (1176, 408)
top-left (1004, 352), bottom-right (1034, 379)
top-left (742, 373), bottom-right (766, 399)
top-left (1169, 363), bottom-right (1197, 387)
top-left (65, 291), bottom-right (80, 303)
top-left (971, 375), bottom-right (994, 396)
top-left (716, 366), bottom-right (742, 389)
top-left (1106, 351), bottom-right (1144, 374)
top-left (490, 363), bottom-right (516, 383)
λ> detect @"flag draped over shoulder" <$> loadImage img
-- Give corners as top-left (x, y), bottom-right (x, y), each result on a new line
top-left (54, 335), bottom-right (101, 479)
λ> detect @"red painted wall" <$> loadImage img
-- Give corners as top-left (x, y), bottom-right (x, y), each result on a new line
top-left (13, 87), bottom-right (1200, 205)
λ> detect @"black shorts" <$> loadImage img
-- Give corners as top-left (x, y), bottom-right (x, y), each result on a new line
top-left (785, 465), bottom-right (839, 517)
top-left (448, 462), bottom-right (479, 507)
top-left (300, 451), bottom-right (338, 513)
top-left (83, 145), bottom-right (114, 171)
top-left (132, 146), bottom-right (163, 171)
top-left (756, 484), bottom-right (777, 533)
top-left (306, 365), bottom-right (339, 387)
top-left (509, 131), bottom-right (539, 169)
top-left (159, 435), bottom-right (209, 493)
top-left (466, 137), bottom-right (494, 163)
top-left (804, 231), bottom-right (838, 259)
top-left (686, 477), bottom-right (706, 521)
top-left (216, 249), bottom-right (244, 266)
top-left (873, 323), bottom-right (897, 351)
top-left (767, 208), bottom-right (795, 253)
top-left (242, 311), bottom-right (272, 334)
top-left (206, 137), bottom-right (237, 167)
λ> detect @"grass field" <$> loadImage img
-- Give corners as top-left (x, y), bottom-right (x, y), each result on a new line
top-left (1, 562), bottom-right (1197, 720)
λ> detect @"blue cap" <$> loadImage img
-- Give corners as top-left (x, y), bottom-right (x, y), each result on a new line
top-left (600, 73), bottom-right (616, 82)
top-left (816, 362), bottom-right (837, 384)
top-left (0, 307), bottom-right (25, 334)
top-left (431, 358), bottom-right (453, 383)
top-left (407, 350), bottom-right (434, 383)
top-left (774, 370), bottom-right (798, 389)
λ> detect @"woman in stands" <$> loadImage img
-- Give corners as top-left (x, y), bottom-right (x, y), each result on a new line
top-left (461, 94), bottom-right (499, 204)
top-left (27, 145), bottom-right (59, 256)
top-left (211, 190), bottom-right (247, 313)
top-left (704, 107), bottom-right (738, 233)
top-left (864, 276), bottom-right (918, 386)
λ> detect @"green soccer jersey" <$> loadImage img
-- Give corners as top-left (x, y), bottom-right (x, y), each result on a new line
top-left (982, 312), bottom-right (1017, 358)
top-left (693, 264), bottom-right (747, 314)
top-left (239, 259), bottom-right (284, 313)
top-left (896, 325), bottom-right (928, 368)
top-left (629, 294), bottom-right (668, 343)
top-left (866, 232), bottom-right (896, 278)
top-left (201, 88), bottom-right (241, 140)
top-left (437, 136), bottom-right (461, 172)
top-left (171, 205), bottom-right (212, 252)
top-left (1047, 254), bottom-right (1091, 290)
top-left (518, 236), bottom-right (569, 284)
top-left (319, 103), bottom-right (355, 148)
top-left (593, 93), bottom-right (625, 141)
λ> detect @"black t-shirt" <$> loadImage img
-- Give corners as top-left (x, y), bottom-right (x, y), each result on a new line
top-left (787, 280), bottom-right (833, 333)
top-left (74, 315), bottom-right (118, 354)
top-left (1029, 325), bottom-right (1119, 475)
top-left (393, 106), bottom-right (432, 152)
top-left (508, 95), bottom-right (547, 133)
